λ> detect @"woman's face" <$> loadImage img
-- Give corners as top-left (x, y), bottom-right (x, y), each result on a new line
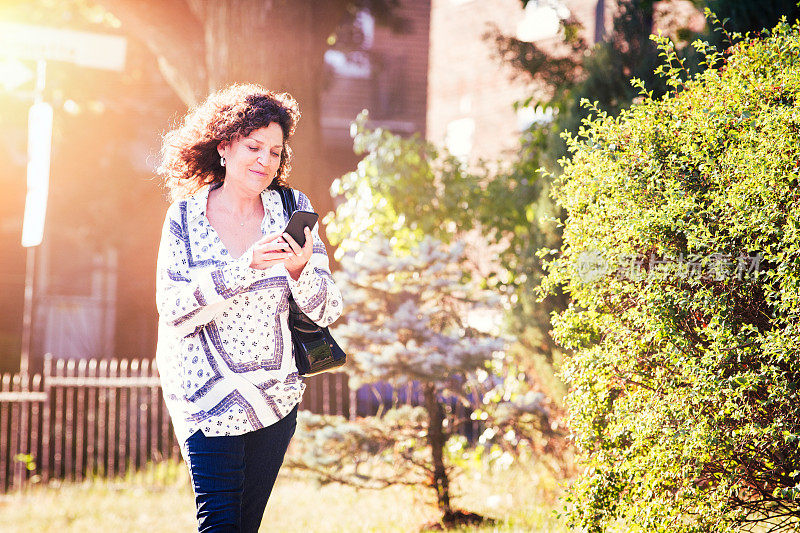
top-left (218, 122), bottom-right (284, 194)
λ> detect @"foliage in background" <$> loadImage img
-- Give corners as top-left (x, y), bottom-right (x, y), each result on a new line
top-left (281, 115), bottom-right (572, 525)
top-left (330, 116), bottom-right (567, 461)
top-left (462, 125), bottom-right (571, 422)
top-left (539, 19), bottom-right (800, 532)
top-left (472, 1), bottom-right (675, 410)
top-left (324, 113), bottom-right (479, 247)
top-left (492, 0), bottom-right (669, 169)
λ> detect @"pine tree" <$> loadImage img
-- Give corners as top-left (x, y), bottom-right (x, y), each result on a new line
top-left (286, 116), bottom-right (521, 526)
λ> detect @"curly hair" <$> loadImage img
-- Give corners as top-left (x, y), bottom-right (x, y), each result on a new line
top-left (157, 84), bottom-right (301, 201)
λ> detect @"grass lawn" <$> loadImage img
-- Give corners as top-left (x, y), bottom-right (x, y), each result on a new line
top-left (0, 458), bottom-right (570, 532)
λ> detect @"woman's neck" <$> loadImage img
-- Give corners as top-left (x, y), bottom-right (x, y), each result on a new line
top-left (212, 182), bottom-right (262, 217)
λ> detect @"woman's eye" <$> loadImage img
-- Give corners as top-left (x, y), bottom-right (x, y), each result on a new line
top-left (271, 152), bottom-right (281, 158)
top-left (248, 146), bottom-right (258, 151)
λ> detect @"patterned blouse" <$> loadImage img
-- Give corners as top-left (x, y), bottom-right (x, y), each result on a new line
top-left (155, 183), bottom-right (342, 448)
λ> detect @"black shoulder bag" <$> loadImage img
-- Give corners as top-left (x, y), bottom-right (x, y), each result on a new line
top-left (278, 187), bottom-right (347, 377)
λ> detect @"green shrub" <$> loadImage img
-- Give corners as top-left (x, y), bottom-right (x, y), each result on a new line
top-left (540, 19), bottom-right (800, 532)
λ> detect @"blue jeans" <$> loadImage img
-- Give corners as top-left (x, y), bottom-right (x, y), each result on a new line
top-left (185, 405), bottom-right (298, 532)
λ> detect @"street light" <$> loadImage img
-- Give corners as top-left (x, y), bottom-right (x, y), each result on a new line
top-left (22, 99), bottom-right (53, 248)
top-left (0, 22), bottom-right (126, 382)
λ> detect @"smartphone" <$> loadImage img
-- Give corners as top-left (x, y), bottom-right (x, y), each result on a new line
top-left (283, 210), bottom-right (318, 248)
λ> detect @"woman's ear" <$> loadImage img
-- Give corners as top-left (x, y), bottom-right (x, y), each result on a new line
top-left (217, 141), bottom-right (227, 158)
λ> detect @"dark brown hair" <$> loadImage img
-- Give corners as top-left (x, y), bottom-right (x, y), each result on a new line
top-left (158, 84), bottom-right (301, 201)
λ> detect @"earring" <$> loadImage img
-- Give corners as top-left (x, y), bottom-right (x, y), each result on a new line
top-left (220, 156), bottom-right (226, 167)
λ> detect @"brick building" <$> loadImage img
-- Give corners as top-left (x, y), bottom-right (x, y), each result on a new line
top-left (424, 0), bottom-right (704, 164)
top-left (321, 0), bottom-right (431, 178)
top-left (426, 0), bottom-right (606, 165)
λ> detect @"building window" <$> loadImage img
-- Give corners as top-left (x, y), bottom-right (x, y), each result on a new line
top-left (516, 0), bottom-right (570, 42)
top-left (516, 105), bottom-right (555, 131)
top-left (445, 118), bottom-right (475, 161)
top-left (371, 55), bottom-right (406, 119)
top-left (325, 10), bottom-right (375, 79)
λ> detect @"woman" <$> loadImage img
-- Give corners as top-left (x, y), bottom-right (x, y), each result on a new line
top-left (155, 84), bottom-right (342, 532)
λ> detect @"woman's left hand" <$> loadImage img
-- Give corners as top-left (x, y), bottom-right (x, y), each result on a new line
top-left (283, 227), bottom-right (313, 281)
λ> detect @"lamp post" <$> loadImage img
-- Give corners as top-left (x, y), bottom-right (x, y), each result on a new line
top-left (0, 22), bottom-right (126, 384)
top-left (19, 60), bottom-right (53, 387)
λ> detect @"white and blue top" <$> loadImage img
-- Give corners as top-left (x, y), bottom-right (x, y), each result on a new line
top-left (154, 184), bottom-right (342, 448)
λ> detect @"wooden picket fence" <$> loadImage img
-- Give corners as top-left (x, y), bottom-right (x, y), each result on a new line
top-left (0, 354), bottom-right (354, 493)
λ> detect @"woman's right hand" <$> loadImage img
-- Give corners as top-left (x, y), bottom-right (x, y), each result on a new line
top-left (249, 233), bottom-right (292, 270)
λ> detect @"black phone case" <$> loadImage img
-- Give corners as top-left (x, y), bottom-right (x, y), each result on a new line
top-left (284, 210), bottom-right (318, 247)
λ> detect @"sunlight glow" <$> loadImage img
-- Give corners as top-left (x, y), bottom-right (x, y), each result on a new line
top-left (0, 57), bottom-right (33, 90)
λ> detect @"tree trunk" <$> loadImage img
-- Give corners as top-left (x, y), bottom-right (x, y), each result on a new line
top-left (423, 382), bottom-right (452, 518)
top-left (190, 0), bottom-right (340, 216)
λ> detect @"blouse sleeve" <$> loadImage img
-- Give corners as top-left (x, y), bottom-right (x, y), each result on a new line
top-left (283, 191), bottom-right (343, 328)
top-left (155, 201), bottom-right (263, 338)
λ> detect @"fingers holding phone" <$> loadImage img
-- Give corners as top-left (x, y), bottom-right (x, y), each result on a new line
top-left (283, 227), bottom-right (314, 280)
top-left (249, 232), bottom-right (291, 270)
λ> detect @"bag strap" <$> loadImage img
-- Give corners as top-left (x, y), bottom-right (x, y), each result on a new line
top-left (278, 187), bottom-right (299, 305)
top-left (278, 187), bottom-right (297, 221)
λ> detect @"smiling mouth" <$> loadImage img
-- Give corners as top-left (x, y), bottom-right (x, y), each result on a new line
top-left (250, 169), bottom-right (267, 176)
